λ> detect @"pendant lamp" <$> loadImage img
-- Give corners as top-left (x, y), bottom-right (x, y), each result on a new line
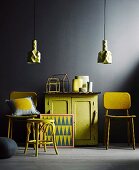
top-left (27, 0), bottom-right (41, 64)
top-left (98, 0), bottom-right (112, 64)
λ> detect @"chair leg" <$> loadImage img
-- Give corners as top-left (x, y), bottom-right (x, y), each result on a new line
top-left (8, 118), bottom-right (13, 139)
top-left (104, 117), bottom-right (108, 147)
top-left (131, 118), bottom-right (135, 150)
top-left (8, 118), bottom-right (11, 138)
top-left (35, 123), bottom-right (39, 157)
top-left (106, 118), bottom-right (110, 150)
top-left (127, 118), bottom-right (131, 146)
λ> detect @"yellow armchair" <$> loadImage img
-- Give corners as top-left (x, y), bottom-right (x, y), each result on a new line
top-left (6, 91), bottom-right (39, 139)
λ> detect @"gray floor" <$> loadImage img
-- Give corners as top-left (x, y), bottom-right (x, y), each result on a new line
top-left (1, 144), bottom-right (139, 170)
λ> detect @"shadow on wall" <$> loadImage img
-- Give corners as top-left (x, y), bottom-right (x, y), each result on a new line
top-left (110, 61), bottom-right (139, 143)
top-left (119, 62), bottom-right (139, 114)
top-left (98, 61), bottom-right (139, 144)
top-left (119, 62), bottom-right (139, 143)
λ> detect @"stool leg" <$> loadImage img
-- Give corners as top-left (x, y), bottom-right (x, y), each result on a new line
top-left (43, 124), bottom-right (48, 152)
top-left (52, 123), bottom-right (58, 155)
top-left (24, 123), bottom-right (31, 154)
top-left (32, 122), bottom-right (36, 150)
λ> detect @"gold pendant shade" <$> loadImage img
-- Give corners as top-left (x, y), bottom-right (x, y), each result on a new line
top-left (27, 40), bottom-right (41, 64)
top-left (98, 0), bottom-right (112, 64)
top-left (98, 40), bottom-right (112, 64)
top-left (27, 0), bottom-right (41, 64)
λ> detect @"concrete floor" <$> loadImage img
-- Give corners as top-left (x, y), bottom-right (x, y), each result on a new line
top-left (0, 145), bottom-right (139, 170)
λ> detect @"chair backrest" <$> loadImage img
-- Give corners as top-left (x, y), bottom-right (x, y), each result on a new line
top-left (10, 91), bottom-right (37, 107)
top-left (104, 92), bottom-right (131, 110)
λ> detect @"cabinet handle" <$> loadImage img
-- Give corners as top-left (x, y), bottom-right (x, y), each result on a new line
top-left (92, 111), bottom-right (96, 125)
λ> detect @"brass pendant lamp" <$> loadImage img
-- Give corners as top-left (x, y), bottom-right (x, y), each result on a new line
top-left (98, 0), bottom-right (112, 64)
top-left (27, 0), bottom-right (41, 64)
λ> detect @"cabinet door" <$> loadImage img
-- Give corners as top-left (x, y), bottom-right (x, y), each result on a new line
top-left (72, 96), bottom-right (98, 145)
top-left (45, 96), bottom-right (71, 114)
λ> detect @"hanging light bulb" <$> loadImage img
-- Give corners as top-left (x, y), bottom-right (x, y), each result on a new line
top-left (98, 0), bottom-right (112, 64)
top-left (27, 0), bottom-right (41, 64)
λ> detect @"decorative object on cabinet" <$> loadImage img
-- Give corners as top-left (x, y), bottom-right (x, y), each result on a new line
top-left (75, 76), bottom-right (89, 89)
top-left (98, 0), bottom-right (112, 64)
top-left (46, 74), bottom-right (70, 93)
top-left (24, 118), bottom-right (58, 157)
top-left (46, 78), bottom-right (60, 93)
top-left (44, 92), bottom-right (100, 146)
top-left (39, 114), bottom-right (74, 147)
top-left (87, 82), bottom-right (93, 92)
top-left (104, 92), bottom-right (136, 150)
top-left (6, 91), bottom-right (38, 138)
top-left (73, 75), bottom-right (93, 93)
top-left (27, 0), bottom-right (41, 64)
top-left (72, 78), bottom-right (83, 92)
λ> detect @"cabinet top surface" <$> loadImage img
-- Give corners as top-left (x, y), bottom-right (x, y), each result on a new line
top-left (44, 92), bottom-right (101, 95)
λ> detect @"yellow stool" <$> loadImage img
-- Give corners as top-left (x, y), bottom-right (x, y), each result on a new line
top-left (24, 118), bottom-right (58, 157)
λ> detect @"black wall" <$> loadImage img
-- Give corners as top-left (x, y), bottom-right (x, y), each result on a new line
top-left (0, 0), bottom-right (139, 144)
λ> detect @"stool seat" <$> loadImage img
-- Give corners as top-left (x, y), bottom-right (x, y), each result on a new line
top-left (27, 118), bottom-right (55, 124)
top-left (24, 118), bottom-right (58, 157)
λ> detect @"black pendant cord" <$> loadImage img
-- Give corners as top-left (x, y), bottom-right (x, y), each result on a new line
top-left (34, 0), bottom-right (36, 40)
top-left (104, 0), bottom-right (106, 40)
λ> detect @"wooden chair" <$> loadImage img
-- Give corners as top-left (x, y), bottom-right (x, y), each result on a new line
top-left (6, 91), bottom-right (38, 138)
top-left (24, 118), bottom-right (58, 157)
top-left (104, 92), bottom-right (136, 149)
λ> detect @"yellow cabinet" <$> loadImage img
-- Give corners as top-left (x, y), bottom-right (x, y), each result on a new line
top-left (44, 93), bottom-right (100, 146)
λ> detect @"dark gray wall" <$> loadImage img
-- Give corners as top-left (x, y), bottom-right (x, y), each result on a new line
top-left (0, 0), bottom-right (139, 144)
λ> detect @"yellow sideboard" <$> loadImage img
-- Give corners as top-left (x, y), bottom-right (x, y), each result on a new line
top-left (44, 92), bottom-right (100, 146)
